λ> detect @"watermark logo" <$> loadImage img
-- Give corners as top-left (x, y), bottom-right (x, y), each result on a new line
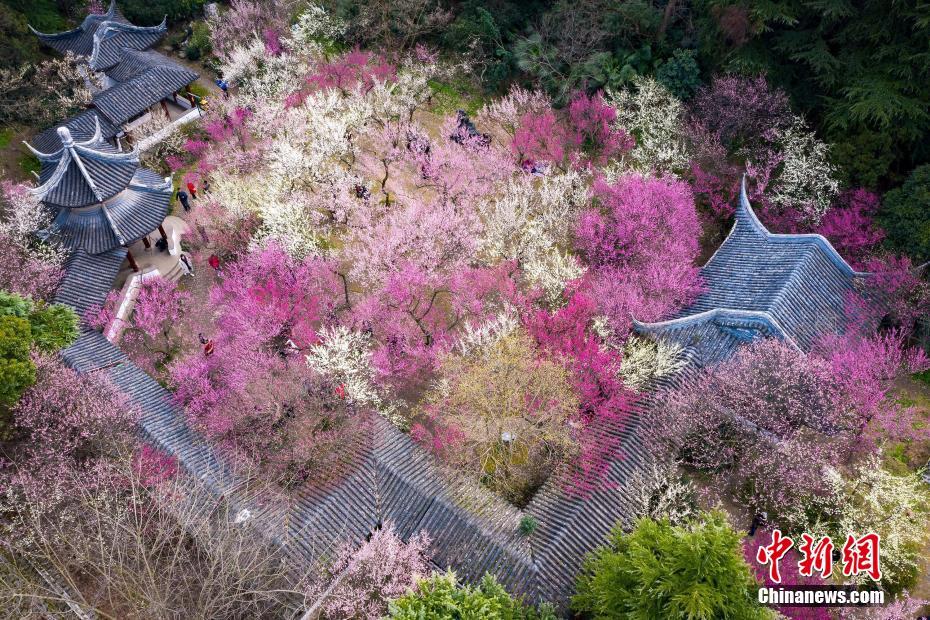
top-left (755, 530), bottom-right (881, 583)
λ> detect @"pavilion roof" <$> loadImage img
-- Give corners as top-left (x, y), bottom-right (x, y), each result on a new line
top-left (92, 58), bottom-right (198, 125)
top-left (26, 123), bottom-right (139, 208)
top-left (635, 177), bottom-right (865, 359)
top-left (39, 167), bottom-right (171, 254)
top-left (30, 1), bottom-right (166, 69)
top-left (31, 109), bottom-right (121, 154)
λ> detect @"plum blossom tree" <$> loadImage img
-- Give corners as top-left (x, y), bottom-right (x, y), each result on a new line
top-left (526, 292), bottom-right (637, 495)
top-left (817, 329), bottom-right (930, 448)
top-left (827, 457), bottom-right (930, 592)
top-left (608, 76), bottom-right (691, 177)
top-left (350, 261), bottom-right (519, 395)
top-left (650, 338), bottom-right (851, 532)
top-left (477, 170), bottom-right (589, 304)
top-left (815, 189), bottom-right (884, 268)
top-left (87, 276), bottom-right (190, 376)
top-left (0, 183), bottom-right (63, 300)
top-left (690, 75), bottom-right (793, 152)
top-left (8, 353), bottom-right (137, 481)
top-left (574, 174), bottom-right (703, 334)
top-left (209, 0), bottom-right (293, 63)
top-left (414, 327), bottom-right (579, 505)
top-left (511, 91), bottom-right (633, 170)
top-left (169, 246), bottom-right (363, 489)
top-left (314, 524), bottom-right (430, 619)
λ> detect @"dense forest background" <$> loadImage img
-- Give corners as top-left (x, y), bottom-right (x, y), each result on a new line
top-left (2, 0), bottom-right (929, 254)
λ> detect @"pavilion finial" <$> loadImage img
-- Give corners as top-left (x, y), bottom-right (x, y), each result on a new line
top-left (57, 126), bottom-right (75, 148)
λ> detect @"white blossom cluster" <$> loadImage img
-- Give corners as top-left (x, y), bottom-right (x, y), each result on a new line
top-left (619, 335), bottom-right (687, 391)
top-left (306, 326), bottom-right (404, 425)
top-left (286, 4), bottom-right (347, 57)
top-left (608, 77), bottom-right (691, 177)
top-left (455, 310), bottom-right (520, 357)
top-left (765, 116), bottom-right (839, 225)
top-left (479, 171), bottom-right (589, 304)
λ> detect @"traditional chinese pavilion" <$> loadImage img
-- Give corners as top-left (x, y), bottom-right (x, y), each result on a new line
top-left (634, 177), bottom-right (865, 368)
top-left (31, 1), bottom-right (198, 138)
top-left (26, 122), bottom-right (171, 269)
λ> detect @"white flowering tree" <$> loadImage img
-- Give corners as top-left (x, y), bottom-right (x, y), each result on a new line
top-left (828, 457), bottom-right (930, 590)
top-left (744, 115), bottom-right (840, 225)
top-left (478, 171), bottom-right (589, 303)
top-left (607, 77), bottom-right (691, 177)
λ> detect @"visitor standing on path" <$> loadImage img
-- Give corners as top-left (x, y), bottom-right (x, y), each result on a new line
top-left (179, 253), bottom-right (194, 277)
top-left (187, 181), bottom-right (198, 200)
top-left (208, 254), bottom-right (220, 271)
top-left (177, 189), bottom-right (190, 212)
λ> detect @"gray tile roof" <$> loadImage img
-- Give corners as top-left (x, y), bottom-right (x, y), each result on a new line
top-left (32, 109), bottom-right (121, 154)
top-left (29, 2), bottom-right (130, 57)
top-left (31, 2), bottom-right (196, 129)
top-left (92, 62), bottom-right (199, 125)
top-left (635, 177), bottom-right (865, 358)
top-left (87, 19), bottom-right (167, 72)
top-left (53, 247), bottom-right (126, 318)
top-left (28, 124), bottom-right (139, 208)
top-left (30, 1), bottom-right (165, 69)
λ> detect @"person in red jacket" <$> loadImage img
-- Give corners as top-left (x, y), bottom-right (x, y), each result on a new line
top-left (187, 181), bottom-right (198, 200)
top-left (208, 254), bottom-right (220, 271)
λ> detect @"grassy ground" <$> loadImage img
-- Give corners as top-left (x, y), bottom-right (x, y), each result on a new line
top-left (0, 125), bottom-right (37, 183)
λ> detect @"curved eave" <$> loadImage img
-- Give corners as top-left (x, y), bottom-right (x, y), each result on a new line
top-left (632, 308), bottom-right (803, 353)
top-left (87, 17), bottom-right (169, 71)
top-left (731, 175), bottom-right (868, 279)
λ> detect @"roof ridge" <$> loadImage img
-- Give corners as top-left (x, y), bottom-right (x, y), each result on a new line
top-left (88, 16), bottom-right (168, 70)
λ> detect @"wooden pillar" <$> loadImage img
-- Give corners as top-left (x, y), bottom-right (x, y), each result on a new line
top-left (158, 224), bottom-right (168, 241)
top-left (126, 250), bottom-right (139, 272)
top-left (142, 236), bottom-right (151, 250)
top-left (160, 99), bottom-right (170, 117)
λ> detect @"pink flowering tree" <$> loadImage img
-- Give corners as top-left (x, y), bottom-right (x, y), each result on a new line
top-left (527, 292), bottom-right (637, 496)
top-left (574, 174), bottom-right (703, 334)
top-left (690, 75), bottom-right (792, 152)
top-left (7, 353), bottom-right (137, 491)
top-left (86, 276), bottom-right (190, 376)
top-left (315, 524), bottom-right (431, 619)
top-left (815, 189), bottom-right (884, 269)
top-left (511, 91), bottom-right (632, 170)
top-left (306, 49), bottom-right (396, 96)
top-left (209, 0), bottom-right (293, 62)
top-left (817, 329), bottom-right (930, 448)
top-left (651, 338), bottom-right (850, 532)
top-left (350, 261), bottom-right (519, 393)
top-left (169, 245), bottom-right (365, 489)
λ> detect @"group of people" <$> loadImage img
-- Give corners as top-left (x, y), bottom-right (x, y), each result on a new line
top-left (176, 180), bottom-right (205, 213)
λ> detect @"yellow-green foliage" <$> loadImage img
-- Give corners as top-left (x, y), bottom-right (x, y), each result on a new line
top-left (419, 328), bottom-right (578, 505)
